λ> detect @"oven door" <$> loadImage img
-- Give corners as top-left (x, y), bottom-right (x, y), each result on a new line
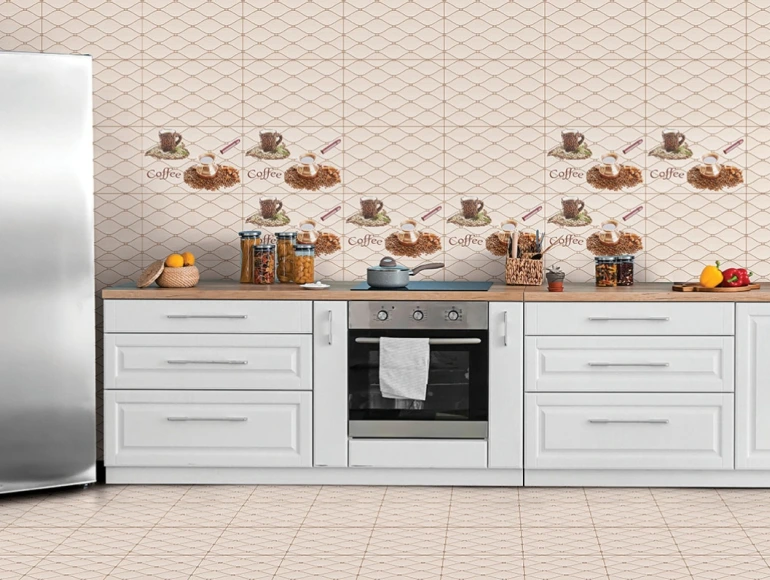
top-left (348, 329), bottom-right (489, 439)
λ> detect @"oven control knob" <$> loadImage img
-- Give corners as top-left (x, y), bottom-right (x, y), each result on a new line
top-left (377, 310), bottom-right (389, 321)
top-left (447, 309), bottom-right (460, 321)
top-left (412, 310), bottom-right (424, 321)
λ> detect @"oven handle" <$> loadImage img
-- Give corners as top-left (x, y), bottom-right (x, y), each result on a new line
top-left (354, 337), bottom-right (482, 345)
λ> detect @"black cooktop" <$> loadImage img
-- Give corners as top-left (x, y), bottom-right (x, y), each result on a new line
top-left (351, 281), bottom-right (493, 291)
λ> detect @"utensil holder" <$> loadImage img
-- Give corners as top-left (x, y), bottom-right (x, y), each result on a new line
top-left (505, 257), bottom-right (543, 286)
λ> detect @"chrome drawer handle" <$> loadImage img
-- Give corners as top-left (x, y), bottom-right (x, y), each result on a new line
top-left (588, 316), bottom-right (669, 322)
top-left (167, 416), bottom-right (248, 422)
top-left (167, 360), bottom-right (248, 365)
top-left (166, 314), bottom-right (248, 319)
top-left (587, 362), bottom-right (670, 367)
top-left (328, 310), bottom-right (333, 346)
top-left (503, 311), bottom-right (508, 347)
top-left (589, 419), bottom-right (670, 424)
top-left (354, 337), bottom-right (482, 345)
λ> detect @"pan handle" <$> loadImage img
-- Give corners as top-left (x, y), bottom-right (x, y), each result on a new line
top-left (410, 262), bottom-right (445, 276)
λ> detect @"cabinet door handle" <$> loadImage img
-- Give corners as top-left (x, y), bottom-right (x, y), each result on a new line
top-left (587, 362), bottom-right (669, 367)
top-left (167, 416), bottom-right (248, 422)
top-left (166, 314), bottom-right (248, 319)
top-left (588, 316), bottom-right (669, 322)
top-left (166, 360), bottom-right (248, 365)
top-left (328, 310), bottom-right (333, 346)
top-left (588, 418), bottom-right (669, 424)
top-left (503, 311), bottom-right (508, 347)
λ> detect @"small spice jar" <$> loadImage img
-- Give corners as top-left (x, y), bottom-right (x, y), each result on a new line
top-left (276, 231), bottom-right (297, 283)
top-left (293, 244), bottom-right (315, 285)
top-left (616, 255), bottom-right (635, 286)
top-left (239, 230), bottom-right (262, 284)
top-left (595, 256), bottom-right (617, 287)
top-left (253, 244), bottom-right (276, 284)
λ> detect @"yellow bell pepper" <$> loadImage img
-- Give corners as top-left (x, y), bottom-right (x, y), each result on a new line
top-left (699, 261), bottom-right (724, 288)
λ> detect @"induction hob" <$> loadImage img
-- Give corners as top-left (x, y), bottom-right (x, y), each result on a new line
top-left (351, 281), bottom-right (493, 291)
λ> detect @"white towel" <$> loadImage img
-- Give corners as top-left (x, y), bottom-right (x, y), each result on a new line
top-left (379, 337), bottom-right (430, 402)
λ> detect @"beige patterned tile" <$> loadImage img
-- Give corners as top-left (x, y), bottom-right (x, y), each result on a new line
top-left (367, 527), bottom-right (446, 554)
top-left (314, 486), bottom-right (386, 504)
top-left (0, 0), bottom-right (41, 52)
top-left (302, 503), bottom-right (379, 528)
top-left (445, 527), bottom-right (522, 555)
top-left (0, 528), bottom-right (74, 556)
top-left (584, 488), bottom-right (654, 503)
top-left (25, 555), bottom-right (120, 580)
top-left (95, 194), bottom-right (142, 261)
top-left (53, 528), bottom-right (146, 557)
top-left (445, 0), bottom-right (544, 60)
top-left (179, 485), bottom-right (254, 504)
top-left (521, 527), bottom-right (600, 556)
top-left (519, 503), bottom-right (593, 528)
top-left (0, 556), bottom-right (42, 580)
top-left (652, 488), bottom-right (727, 504)
top-left (748, 60), bottom-right (770, 124)
top-left (133, 527), bottom-right (223, 555)
top-left (84, 501), bottom-right (169, 527)
top-left (604, 555), bottom-right (691, 580)
top-left (289, 528), bottom-right (370, 556)
top-left (42, 0), bottom-right (141, 58)
top-left (358, 555), bottom-right (442, 580)
top-left (670, 528), bottom-right (758, 556)
top-left (448, 502), bottom-right (520, 528)
top-left (190, 555), bottom-right (281, 579)
top-left (658, 502), bottom-right (741, 528)
top-left (93, 60), bottom-right (143, 127)
top-left (157, 502), bottom-right (242, 527)
top-left (596, 528), bottom-right (678, 556)
top-left (144, 0), bottom-right (242, 60)
top-left (523, 556), bottom-right (608, 579)
top-left (229, 503), bottom-right (311, 527)
top-left (729, 507), bottom-right (770, 529)
top-left (210, 527), bottom-right (297, 556)
top-left (244, 0), bottom-right (342, 60)
top-left (106, 556), bottom-right (203, 580)
top-left (546, 0), bottom-right (644, 60)
top-left (451, 488), bottom-right (519, 503)
top-left (444, 256), bottom-right (506, 283)
top-left (95, 126), bottom-right (143, 194)
top-left (742, 528), bottom-right (770, 556)
top-left (274, 556), bottom-right (362, 580)
top-left (12, 502), bottom-right (102, 528)
top-left (442, 556), bottom-right (525, 579)
top-left (374, 505), bottom-right (450, 528)
top-left (748, 3), bottom-right (770, 60)
top-left (685, 555), bottom-right (770, 580)
top-left (247, 485), bottom-right (321, 503)
top-left (112, 485), bottom-right (190, 503)
top-left (589, 502), bottom-right (666, 528)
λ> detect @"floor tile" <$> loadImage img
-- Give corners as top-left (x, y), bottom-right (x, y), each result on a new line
top-left (725, 505), bottom-right (770, 528)
top-left (179, 485), bottom-right (254, 504)
top-left (584, 488), bottom-right (654, 503)
top-left (742, 528), bottom-right (770, 555)
top-left (442, 555), bottom-right (525, 579)
top-left (313, 486), bottom-right (386, 504)
top-left (273, 555), bottom-right (362, 579)
top-left (604, 555), bottom-right (691, 580)
top-left (52, 527), bottom-right (147, 556)
top-left (595, 527), bottom-right (679, 556)
top-left (303, 503), bottom-right (379, 527)
top-left (523, 556), bottom-right (609, 579)
top-left (671, 527), bottom-right (759, 556)
top-left (83, 503), bottom-right (170, 527)
top-left (190, 555), bottom-right (282, 579)
top-left (519, 504), bottom-right (594, 528)
top-left (657, 502), bottom-right (740, 528)
top-left (246, 486), bottom-right (321, 504)
top-left (448, 502), bottom-right (520, 527)
top-left (367, 527), bottom-right (447, 555)
top-left (375, 503), bottom-right (450, 527)
top-left (358, 555), bottom-right (443, 580)
top-left (0, 556), bottom-right (42, 580)
top-left (445, 527), bottom-right (522, 555)
top-left (521, 527), bottom-right (601, 556)
top-left (0, 527), bottom-right (75, 556)
top-left (229, 503), bottom-right (312, 527)
top-left (157, 504), bottom-right (241, 527)
top-left (288, 527), bottom-right (370, 556)
top-left (106, 555), bottom-right (203, 580)
top-left (24, 555), bottom-right (121, 579)
top-left (210, 527), bottom-right (297, 556)
top-left (133, 527), bottom-right (224, 555)
top-left (685, 555), bottom-right (770, 579)
top-left (588, 502), bottom-right (667, 527)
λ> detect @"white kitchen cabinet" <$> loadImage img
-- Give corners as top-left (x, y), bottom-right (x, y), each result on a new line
top-left (488, 302), bottom-right (523, 469)
top-left (525, 336), bottom-right (734, 393)
top-left (104, 390), bottom-right (312, 468)
top-left (104, 333), bottom-right (312, 391)
top-left (736, 304), bottom-right (770, 469)
top-left (349, 439), bottom-right (487, 469)
top-left (313, 301), bottom-right (348, 468)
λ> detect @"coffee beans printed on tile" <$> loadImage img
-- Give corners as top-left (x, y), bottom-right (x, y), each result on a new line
top-left (586, 164), bottom-right (643, 191)
top-left (315, 232), bottom-right (341, 256)
top-left (384, 232), bottom-right (441, 257)
top-left (586, 232), bottom-right (643, 256)
top-left (686, 165), bottom-right (744, 191)
top-left (183, 165), bottom-right (240, 191)
top-left (284, 165), bottom-right (340, 191)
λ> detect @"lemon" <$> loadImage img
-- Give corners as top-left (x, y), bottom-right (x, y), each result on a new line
top-left (181, 251), bottom-right (195, 266)
top-left (165, 254), bottom-right (185, 268)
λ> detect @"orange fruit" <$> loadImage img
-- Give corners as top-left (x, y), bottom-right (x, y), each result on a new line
top-left (165, 254), bottom-right (184, 268)
top-left (181, 251), bottom-right (195, 266)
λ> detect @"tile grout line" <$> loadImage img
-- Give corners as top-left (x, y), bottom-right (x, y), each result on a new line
top-left (270, 486), bottom-right (322, 579)
top-left (439, 486), bottom-right (453, 577)
top-left (649, 490), bottom-right (694, 580)
top-left (716, 489), bottom-right (770, 569)
top-left (582, 487), bottom-right (610, 580)
top-left (353, 486), bottom-right (386, 580)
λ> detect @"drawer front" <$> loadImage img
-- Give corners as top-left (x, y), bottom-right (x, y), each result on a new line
top-left (104, 300), bottom-right (312, 334)
top-left (349, 439), bottom-right (487, 469)
top-left (525, 303), bottom-right (734, 336)
top-left (104, 334), bottom-right (312, 390)
top-left (104, 390), bottom-right (312, 467)
top-left (525, 393), bottom-right (734, 470)
top-left (525, 337), bottom-right (734, 393)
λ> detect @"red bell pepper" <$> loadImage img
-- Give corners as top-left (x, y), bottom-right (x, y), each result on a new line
top-left (720, 267), bottom-right (753, 287)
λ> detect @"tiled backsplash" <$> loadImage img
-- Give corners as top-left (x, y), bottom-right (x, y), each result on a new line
top-left (3, 0), bottom-right (767, 455)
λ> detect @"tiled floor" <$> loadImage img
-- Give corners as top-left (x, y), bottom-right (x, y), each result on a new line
top-left (1, 486), bottom-right (770, 579)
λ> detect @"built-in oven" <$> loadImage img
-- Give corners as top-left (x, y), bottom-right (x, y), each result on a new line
top-left (348, 301), bottom-right (488, 439)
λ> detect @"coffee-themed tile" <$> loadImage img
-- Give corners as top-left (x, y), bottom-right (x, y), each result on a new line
top-left (0, 0), bottom-right (41, 52)
top-left (545, 0), bottom-right (645, 60)
top-left (144, 0), bottom-right (242, 60)
top-left (645, 193), bottom-right (746, 263)
top-left (445, 0), bottom-right (544, 60)
top-left (344, 60), bottom-right (443, 127)
top-left (95, 126), bottom-right (143, 194)
top-left (242, 125), bottom-right (342, 196)
top-left (445, 60), bottom-right (544, 127)
top-left (244, 59), bottom-right (342, 128)
top-left (444, 256), bottom-right (506, 282)
top-left (345, 126), bottom-right (443, 195)
top-left (746, 127), bottom-right (770, 196)
top-left (747, 60), bottom-right (770, 126)
top-left (445, 126), bottom-right (544, 195)
top-left (647, 0), bottom-right (746, 61)
top-left (94, 194), bottom-right (142, 261)
top-left (244, 0), bottom-right (342, 60)
top-left (544, 59), bottom-right (645, 127)
top-left (748, 3), bottom-right (770, 60)
top-left (143, 127), bottom-right (243, 195)
top-left (646, 60), bottom-right (746, 128)
top-left (42, 0), bottom-right (141, 58)
top-left (142, 193), bottom-right (243, 262)
top-left (143, 59), bottom-right (243, 128)
top-left (93, 59), bottom-right (142, 127)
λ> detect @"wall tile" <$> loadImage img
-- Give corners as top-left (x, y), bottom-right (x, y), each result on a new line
top-left (93, 59), bottom-right (142, 127)
top-left (95, 126), bottom-right (143, 194)
top-left (94, 194), bottom-right (142, 261)
top-left (1, 0), bottom-right (41, 52)
top-left (748, 3), bottom-right (770, 60)
top-left (747, 60), bottom-right (770, 125)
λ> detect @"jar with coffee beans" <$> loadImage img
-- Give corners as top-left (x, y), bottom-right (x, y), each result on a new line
top-left (616, 255), bottom-right (635, 286)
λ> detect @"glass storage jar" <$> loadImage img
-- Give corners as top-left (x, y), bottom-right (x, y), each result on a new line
top-left (616, 255), bottom-right (635, 286)
top-left (276, 231), bottom-right (297, 283)
top-left (253, 244), bottom-right (276, 284)
top-left (595, 256), bottom-right (617, 287)
top-left (239, 230), bottom-right (261, 284)
top-left (293, 244), bottom-right (315, 285)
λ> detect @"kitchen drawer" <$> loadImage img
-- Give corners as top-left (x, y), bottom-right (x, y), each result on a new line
top-left (104, 334), bottom-right (312, 390)
top-left (525, 393), bottom-right (733, 470)
top-left (104, 300), bottom-right (312, 334)
top-left (525, 337), bottom-right (734, 393)
top-left (349, 439), bottom-right (487, 469)
top-left (104, 390), bottom-right (312, 468)
top-left (525, 303), bottom-right (734, 336)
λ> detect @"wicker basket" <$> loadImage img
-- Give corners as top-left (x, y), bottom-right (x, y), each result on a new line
top-left (505, 257), bottom-right (543, 286)
top-left (156, 265), bottom-right (200, 288)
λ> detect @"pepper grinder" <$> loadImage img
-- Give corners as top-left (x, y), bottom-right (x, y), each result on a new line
top-left (546, 266), bottom-right (565, 292)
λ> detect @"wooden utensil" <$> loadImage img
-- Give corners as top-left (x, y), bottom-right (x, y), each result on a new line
top-left (672, 282), bottom-right (760, 293)
top-left (530, 241), bottom-right (558, 260)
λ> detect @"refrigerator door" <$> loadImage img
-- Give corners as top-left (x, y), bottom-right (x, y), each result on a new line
top-left (0, 53), bottom-right (95, 493)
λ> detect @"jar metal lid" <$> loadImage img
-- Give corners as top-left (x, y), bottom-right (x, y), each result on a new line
top-left (254, 244), bottom-right (275, 251)
top-left (276, 232), bottom-right (298, 239)
top-left (617, 255), bottom-right (635, 262)
top-left (595, 256), bottom-right (616, 263)
top-left (295, 244), bottom-right (315, 250)
top-left (239, 230), bottom-right (262, 238)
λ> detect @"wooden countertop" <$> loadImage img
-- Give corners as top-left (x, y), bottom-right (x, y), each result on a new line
top-left (102, 281), bottom-right (770, 301)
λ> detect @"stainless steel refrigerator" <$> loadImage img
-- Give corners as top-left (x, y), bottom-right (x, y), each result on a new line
top-left (0, 52), bottom-right (96, 494)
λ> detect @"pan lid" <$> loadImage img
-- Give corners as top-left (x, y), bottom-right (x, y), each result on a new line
top-left (368, 256), bottom-right (409, 271)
